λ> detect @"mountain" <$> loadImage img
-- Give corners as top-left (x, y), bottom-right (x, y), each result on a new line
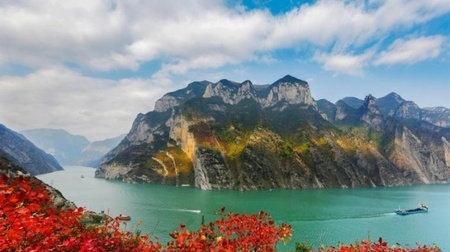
top-left (95, 75), bottom-right (450, 190)
top-left (20, 129), bottom-right (90, 165)
top-left (74, 135), bottom-right (126, 167)
top-left (340, 97), bottom-right (364, 109)
top-left (375, 92), bottom-right (406, 116)
top-left (20, 129), bottom-right (124, 166)
top-left (0, 124), bottom-right (63, 175)
top-left (418, 106), bottom-right (450, 127)
top-left (338, 92), bottom-right (450, 128)
top-left (316, 99), bottom-right (336, 122)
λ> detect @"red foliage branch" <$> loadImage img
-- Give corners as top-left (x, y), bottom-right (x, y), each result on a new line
top-left (165, 207), bottom-right (292, 252)
top-left (0, 175), bottom-right (161, 252)
top-left (317, 237), bottom-right (441, 252)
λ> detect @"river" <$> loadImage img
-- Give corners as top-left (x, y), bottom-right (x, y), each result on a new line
top-left (37, 166), bottom-right (450, 251)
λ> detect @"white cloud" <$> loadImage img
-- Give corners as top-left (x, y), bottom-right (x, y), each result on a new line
top-left (1, 0), bottom-right (449, 75)
top-left (0, 0), bottom-right (449, 140)
top-left (314, 50), bottom-right (375, 76)
top-left (0, 0), bottom-right (128, 69)
top-left (268, 1), bottom-right (373, 49)
top-left (0, 67), bottom-right (171, 141)
top-left (373, 36), bottom-right (445, 65)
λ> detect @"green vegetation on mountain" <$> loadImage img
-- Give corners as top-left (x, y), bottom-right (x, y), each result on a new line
top-left (96, 76), bottom-right (450, 190)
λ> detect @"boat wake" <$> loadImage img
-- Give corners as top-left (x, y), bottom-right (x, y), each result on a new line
top-left (175, 209), bottom-right (201, 213)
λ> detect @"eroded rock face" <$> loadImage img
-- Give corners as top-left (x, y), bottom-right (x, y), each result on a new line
top-left (361, 95), bottom-right (384, 131)
top-left (261, 80), bottom-right (316, 109)
top-left (395, 101), bottom-right (421, 120)
top-left (442, 137), bottom-right (450, 168)
top-left (96, 75), bottom-right (450, 190)
top-left (194, 148), bottom-right (232, 190)
top-left (388, 126), bottom-right (449, 183)
top-left (94, 162), bottom-right (133, 180)
top-left (421, 107), bottom-right (450, 128)
top-left (154, 95), bottom-right (179, 112)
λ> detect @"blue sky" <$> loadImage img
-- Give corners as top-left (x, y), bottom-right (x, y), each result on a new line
top-left (0, 0), bottom-right (449, 140)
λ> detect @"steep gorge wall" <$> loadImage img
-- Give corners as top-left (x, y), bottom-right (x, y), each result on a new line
top-left (96, 76), bottom-right (450, 190)
top-left (388, 127), bottom-right (449, 183)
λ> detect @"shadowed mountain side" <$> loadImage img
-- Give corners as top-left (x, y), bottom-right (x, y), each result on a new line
top-left (0, 124), bottom-right (62, 175)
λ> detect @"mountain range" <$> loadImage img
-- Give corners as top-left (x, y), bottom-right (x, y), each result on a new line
top-left (95, 75), bottom-right (450, 190)
top-left (20, 129), bottom-right (125, 167)
top-left (320, 92), bottom-right (450, 128)
top-left (0, 124), bottom-right (62, 175)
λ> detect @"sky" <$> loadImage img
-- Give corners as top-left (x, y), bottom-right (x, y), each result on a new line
top-left (0, 0), bottom-right (449, 141)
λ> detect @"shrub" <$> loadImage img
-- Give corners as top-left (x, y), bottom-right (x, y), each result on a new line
top-left (165, 207), bottom-right (292, 252)
top-left (0, 175), bottom-right (161, 251)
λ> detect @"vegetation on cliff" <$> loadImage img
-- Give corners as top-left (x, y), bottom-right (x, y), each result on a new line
top-left (96, 76), bottom-right (450, 190)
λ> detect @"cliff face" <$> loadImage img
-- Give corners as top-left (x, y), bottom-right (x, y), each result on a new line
top-left (96, 76), bottom-right (450, 190)
top-left (421, 107), bottom-right (450, 128)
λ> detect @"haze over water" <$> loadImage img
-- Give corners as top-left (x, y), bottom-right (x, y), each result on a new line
top-left (38, 166), bottom-right (450, 251)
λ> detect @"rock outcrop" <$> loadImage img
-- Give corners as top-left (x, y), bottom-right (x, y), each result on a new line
top-left (421, 107), bottom-right (450, 128)
top-left (96, 76), bottom-right (450, 190)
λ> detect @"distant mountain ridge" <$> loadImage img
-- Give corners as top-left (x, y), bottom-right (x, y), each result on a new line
top-left (319, 92), bottom-right (450, 128)
top-left (20, 129), bottom-right (124, 167)
top-left (95, 75), bottom-right (450, 190)
top-left (0, 124), bottom-right (63, 175)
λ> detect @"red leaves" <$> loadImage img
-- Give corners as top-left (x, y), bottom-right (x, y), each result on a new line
top-left (0, 175), bottom-right (160, 252)
top-left (317, 238), bottom-right (441, 252)
top-left (165, 208), bottom-right (293, 252)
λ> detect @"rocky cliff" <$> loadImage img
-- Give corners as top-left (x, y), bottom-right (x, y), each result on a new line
top-left (0, 124), bottom-right (63, 175)
top-left (96, 76), bottom-right (450, 190)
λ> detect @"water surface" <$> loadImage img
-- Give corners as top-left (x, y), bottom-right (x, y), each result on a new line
top-left (38, 166), bottom-right (450, 251)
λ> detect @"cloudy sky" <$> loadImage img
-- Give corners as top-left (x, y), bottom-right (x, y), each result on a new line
top-left (0, 0), bottom-right (449, 141)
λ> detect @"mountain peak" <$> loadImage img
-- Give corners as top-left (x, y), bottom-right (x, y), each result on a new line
top-left (272, 75), bottom-right (307, 86)
top-left (375, 92), bottom-right (406, 116)
top-left (341, 97), bottom-right (364, 109)
top-left (362, 94), bottom-right (382, 115)
top-left (217, 79), bottom-right (239, 87)
top-left (364, 94), bottom-right (376, 103)
top-left (384, 92), bottom-right (405, 102)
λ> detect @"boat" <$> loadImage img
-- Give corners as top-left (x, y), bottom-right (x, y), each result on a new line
top-left (117, 214), bottom-right (131, 221)
top-left (80, 175), bottom-right (85, 178)
top-left (395, 203), bottom-right (428, 215)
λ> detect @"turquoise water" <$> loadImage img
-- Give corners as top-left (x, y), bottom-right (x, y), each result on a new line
top-left (38, 166), bottom-right (450, 251)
